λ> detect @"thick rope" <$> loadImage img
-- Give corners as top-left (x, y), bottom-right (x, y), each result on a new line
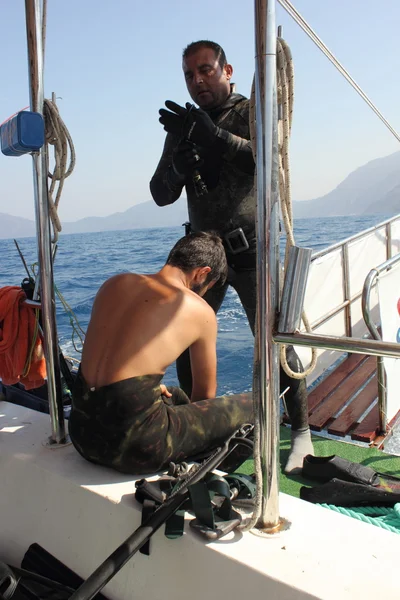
top-left (249, 38), bottom-right (317, 380)
top-left (238, 39), bottom-right (315, 532)
top-left (41, 0), bottom-right (76, 244)
top-left (44, 99), bottom-right (76, 243)
top-left (319, 503), bottom-right (400, 535)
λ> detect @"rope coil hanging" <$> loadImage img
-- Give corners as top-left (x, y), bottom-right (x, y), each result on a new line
top-left (44, 98), bottom-right (76, 242)
top-left (239, 37), bottom-right (316, 532)
top-left (41, 0), bottom-right (76, 244)
top-left (250, 37), bottom-right (317, 381)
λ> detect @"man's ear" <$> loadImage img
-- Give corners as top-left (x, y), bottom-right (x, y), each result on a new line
top-left (198, 266), bottom-right (211, 281)
top-left (224, 64), bottom-right (233, 80)
top-left (193, 266), bottom-right (211, 284)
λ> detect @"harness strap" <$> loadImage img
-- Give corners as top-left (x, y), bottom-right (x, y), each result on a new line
top-left (135, 470), bottom-right (255, 551)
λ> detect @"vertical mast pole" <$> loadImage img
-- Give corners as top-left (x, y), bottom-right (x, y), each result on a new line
top-left (25, 0), bottom-right (66, 443)
top-left (254, 0), bottom-right (281, 528)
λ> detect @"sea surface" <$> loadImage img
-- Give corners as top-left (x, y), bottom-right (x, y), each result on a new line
top-left (1, 214), bottom-right (399, 453)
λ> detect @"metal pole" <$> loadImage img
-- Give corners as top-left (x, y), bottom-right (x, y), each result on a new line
top-left (254, 0), bottom-right (280, 529)
top-left (362, 270), bottom-right (387, 433)
top-left (342, 243), bottom-right (352, 336)
top-left (274, 331), bottom-right (400, 359)
top-left (25, 0), bottom-right (66, 444)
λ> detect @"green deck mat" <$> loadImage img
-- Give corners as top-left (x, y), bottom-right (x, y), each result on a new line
top-left (238, 426), bottom-right (400, 498)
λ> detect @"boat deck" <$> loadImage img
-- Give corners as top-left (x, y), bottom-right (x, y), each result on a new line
top-left (305, 353), bottom-right (398, 446)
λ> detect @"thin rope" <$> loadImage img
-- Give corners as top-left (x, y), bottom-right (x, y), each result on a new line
top-left (22, 308), bottom-right (40, 378)
top-left (277, 0), bottom-right (400, 144)
top-left (54, 284), bottom-right (86, 354)
top-left (30, 262), bottom-right (85, 354)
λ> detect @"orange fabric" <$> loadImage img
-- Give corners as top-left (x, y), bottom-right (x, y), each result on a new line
top-left (0, 286), bottom-right (46, 390)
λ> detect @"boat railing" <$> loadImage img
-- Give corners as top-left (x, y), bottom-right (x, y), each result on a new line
top-left (294, 213), bottom-right (400, 385)
top-left (362, 252), bottom-right (400, 431)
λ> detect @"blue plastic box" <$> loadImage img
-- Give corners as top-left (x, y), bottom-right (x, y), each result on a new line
top-left (0, 110), bottom-right (45, 156)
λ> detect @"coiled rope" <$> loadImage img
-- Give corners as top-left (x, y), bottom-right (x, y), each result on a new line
top-left (319, 503), bottom-right (400, 535)
top-left (240, 37), bottom-right (317, 532)
top-left (249, 37), bottom-right (317, 381)
top-left (44, 98), bottom-right (76, 243)
top-left (40, 0), bottom-right (76, 243)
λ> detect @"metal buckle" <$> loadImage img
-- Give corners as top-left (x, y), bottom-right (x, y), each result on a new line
top-left (189, 517), bottom-right (241, 540)
top-left (224, 228), bottom-right (250, 255)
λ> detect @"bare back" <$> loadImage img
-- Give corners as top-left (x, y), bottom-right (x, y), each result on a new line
top-left (80, 272), bottom-right (217, 399)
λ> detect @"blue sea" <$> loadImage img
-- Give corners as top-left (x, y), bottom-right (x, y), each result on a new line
top-left (0, 214), bottom-right (387, 397)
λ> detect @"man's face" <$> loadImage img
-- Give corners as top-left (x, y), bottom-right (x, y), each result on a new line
top-left (182, 47), bottom-right (233, 110)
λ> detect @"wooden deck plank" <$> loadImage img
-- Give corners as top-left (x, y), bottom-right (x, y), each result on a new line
top-left (308, 353), bottom-right (367, 415)
top-left (309, 356), bottom-right (377, 431)
top-left (351, 403), bottom-right (379, 442)
top-left (327, 375), bottom-right (378, 437)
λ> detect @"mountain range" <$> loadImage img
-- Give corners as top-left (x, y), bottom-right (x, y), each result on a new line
top-left (1, 151), bottom-right (400, 239)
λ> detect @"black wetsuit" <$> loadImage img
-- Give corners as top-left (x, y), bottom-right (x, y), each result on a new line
top-left (150, 91), bottom-right (309, 431)
top-left (69, 369), bottom-right (253, 475)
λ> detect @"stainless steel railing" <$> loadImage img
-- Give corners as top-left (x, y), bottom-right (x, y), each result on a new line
top-left (362, 253), bottom-right (400, 432)
top-left (306, 214), bottom-right (399, 336)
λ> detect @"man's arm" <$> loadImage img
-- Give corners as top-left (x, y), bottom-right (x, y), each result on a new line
top-left (215, 128), bottom-right (255, 174)
top-left (215, 102), bottom-right (255, 175)
top-left (150, 133), bottom-right (186, 206)
top-left (189, 306), bottom-right (218, 402)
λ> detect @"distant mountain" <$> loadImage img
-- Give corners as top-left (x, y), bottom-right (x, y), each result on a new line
top-left (0, 212), bottom-right (35, 239)
top-left (1, 151), bottom-right (400, 239)
top-left (293, 151), bottom-right (400, 219)
top-left (0, 198), bottom-right (188, 239)
top-left (61, 198), bottom-right (188, 235)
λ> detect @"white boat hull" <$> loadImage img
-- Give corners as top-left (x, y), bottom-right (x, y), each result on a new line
top-left (1, 401), bottom-right (399, 600)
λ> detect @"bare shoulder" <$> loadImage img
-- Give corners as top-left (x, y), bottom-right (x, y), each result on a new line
top-left (186, 290), bottom-right (217, 326)
top-left (98, 273), bottom-right (140, 291)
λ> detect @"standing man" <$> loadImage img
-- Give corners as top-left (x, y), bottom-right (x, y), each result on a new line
top-left (150, 40), bottom-right (313, 474)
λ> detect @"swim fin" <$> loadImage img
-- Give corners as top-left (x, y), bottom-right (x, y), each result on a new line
top-left (302, 454), bottom-right (400, 490)
top-left (301, 455), bottom-right (400, 507)
top-left (300, 477), bottom-right (400, 507)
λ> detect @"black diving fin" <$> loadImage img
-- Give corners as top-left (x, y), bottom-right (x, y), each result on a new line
top-left (300, 477), bottom-right (400, 507)
top-left (301, 454), bottom-right (400, 507)
top-left (302, 454), bottom-right (400, 488)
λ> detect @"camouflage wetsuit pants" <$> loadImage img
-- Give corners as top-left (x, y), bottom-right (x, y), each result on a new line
top-left (69, 369), bottom-right (253, 475)
top-left (177, 265), bottom-right (309, 431)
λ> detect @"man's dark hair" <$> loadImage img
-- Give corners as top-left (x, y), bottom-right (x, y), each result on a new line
top-left (166, 231), bottom-right (228, 286)
top-left (182, 40), bottom-right (227, 69)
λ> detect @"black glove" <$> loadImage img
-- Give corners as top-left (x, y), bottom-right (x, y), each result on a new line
top-left (159, 101), bottom-right (219, 148)
top-left (171, 141), bottom-right (203, 177)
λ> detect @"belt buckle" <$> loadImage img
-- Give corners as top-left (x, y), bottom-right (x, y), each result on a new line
top-left (224, 228), bottom-right (249, 255)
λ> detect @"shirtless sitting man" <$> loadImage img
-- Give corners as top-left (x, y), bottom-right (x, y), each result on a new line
top-left (69, 232), bottom-right (253, 475)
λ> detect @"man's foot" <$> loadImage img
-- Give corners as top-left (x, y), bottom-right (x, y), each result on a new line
top-left (284, 427), bottom-right (314, 475)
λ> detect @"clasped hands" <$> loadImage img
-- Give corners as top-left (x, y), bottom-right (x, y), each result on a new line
top-left (159, 101), bottom-right (219, 177)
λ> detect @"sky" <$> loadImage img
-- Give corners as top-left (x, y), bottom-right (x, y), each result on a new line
top-left (1, 0), bottom-right (400, 222)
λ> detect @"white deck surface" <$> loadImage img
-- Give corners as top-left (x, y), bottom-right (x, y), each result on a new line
top-left (1, 401), bottom-right (399, 600)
